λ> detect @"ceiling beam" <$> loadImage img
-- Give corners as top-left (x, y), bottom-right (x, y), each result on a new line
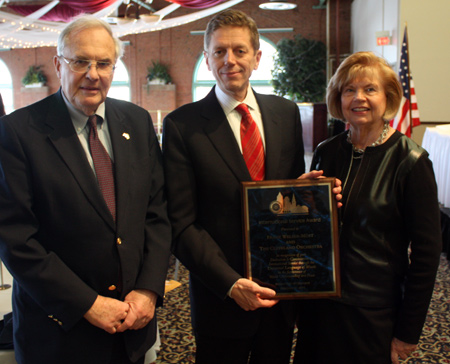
top-left (25, 0), bottom-right (59, 20)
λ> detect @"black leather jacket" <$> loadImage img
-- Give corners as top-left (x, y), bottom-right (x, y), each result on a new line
top-left (311, 130), bottom-right (442, 342)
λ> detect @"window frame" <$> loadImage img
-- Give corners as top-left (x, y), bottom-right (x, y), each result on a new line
top-left (108, 58), bottom-right (131, 102)
top-left (0, 58), bottom-right (14, 114)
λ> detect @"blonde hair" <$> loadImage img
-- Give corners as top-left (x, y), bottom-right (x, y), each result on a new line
top-left (204, 9), bottom-right (260, 52)
top-left (327, 51), bottom-right (402, 121)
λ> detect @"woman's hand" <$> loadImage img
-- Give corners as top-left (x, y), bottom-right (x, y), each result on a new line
top-left (298, 170), bottom-right (343, 208)
top-left (391, 337), bottom-right (417, 364)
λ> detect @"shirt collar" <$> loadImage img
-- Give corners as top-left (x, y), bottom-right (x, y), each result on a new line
top-left (61, 90), bottom-right (107, 135)
top-left (215, 84), bottom-right (259, 116)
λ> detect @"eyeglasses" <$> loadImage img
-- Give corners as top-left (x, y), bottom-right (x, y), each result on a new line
top-left (59, 56), bottom-right (116, 75)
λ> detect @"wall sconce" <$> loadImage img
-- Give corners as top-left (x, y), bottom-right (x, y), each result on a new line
top-left (259, 1), bottom-right (297, 10)
top-left (117, 3), bottom-right (138, 25)
top-left (140, 14), bottom-right (161, 23)
top-left (116, 2), bottom-right (160, 26)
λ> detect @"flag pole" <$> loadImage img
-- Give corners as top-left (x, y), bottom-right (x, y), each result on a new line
top-left (403, 24), bottom-right (414, 136)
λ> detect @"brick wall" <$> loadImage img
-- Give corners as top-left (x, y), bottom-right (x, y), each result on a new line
top-left (0, 47), bottom-right (58, 109)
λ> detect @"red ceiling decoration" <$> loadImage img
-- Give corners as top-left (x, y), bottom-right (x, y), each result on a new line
top-left (7, 0), bottom-right (226, 22)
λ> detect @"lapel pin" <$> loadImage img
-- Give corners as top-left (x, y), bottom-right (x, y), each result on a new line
top-left (122, 133), bottom-right (130, 140)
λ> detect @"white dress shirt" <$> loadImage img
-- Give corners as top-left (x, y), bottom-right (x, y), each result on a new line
top-left (214, 84), bottom-right (266, 152)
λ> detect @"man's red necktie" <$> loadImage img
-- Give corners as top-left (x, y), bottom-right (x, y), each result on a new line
top-left (236, 103), bottom-right (265, 181)
top-left (88, 115), bottom-right (116, 221)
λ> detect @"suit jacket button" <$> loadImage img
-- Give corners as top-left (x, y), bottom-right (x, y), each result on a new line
top-left (117, 238), bottom-right (122, 245)
top-left (108, 285), bottom-right (117, 291)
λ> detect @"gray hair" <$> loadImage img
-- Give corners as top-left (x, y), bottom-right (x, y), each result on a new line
top-left (57, 15), bottom-right (124, 61)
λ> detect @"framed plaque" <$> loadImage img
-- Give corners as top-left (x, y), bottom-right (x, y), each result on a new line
top-left (241, 178), bottom-right (340, 299)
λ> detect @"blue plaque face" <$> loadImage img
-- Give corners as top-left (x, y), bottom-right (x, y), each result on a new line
top-left (242, 178), bottom-right (340, 299)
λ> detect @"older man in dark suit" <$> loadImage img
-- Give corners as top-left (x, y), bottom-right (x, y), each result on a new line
top-left (0, 16), bottom-right (171, 364)
top-left (163, 9), bottom-right (341, 364)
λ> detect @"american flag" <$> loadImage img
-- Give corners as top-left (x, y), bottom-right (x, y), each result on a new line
top-left (390, 27), bottom-right (420, 137)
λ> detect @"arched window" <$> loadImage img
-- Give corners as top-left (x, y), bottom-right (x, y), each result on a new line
top-left (108, 59), bottom-right (130, 101)
top-left (0, 59), bottom-right (14, 114)
top-left (192, 37), bottom-right (277, 101)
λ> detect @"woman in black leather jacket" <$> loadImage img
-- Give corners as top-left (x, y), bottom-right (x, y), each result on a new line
top-left (294, 52), bottom-right (442, 364)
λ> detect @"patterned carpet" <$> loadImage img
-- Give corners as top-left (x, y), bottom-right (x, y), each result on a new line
top-left (156, 258), bottom-right (195, 364)
top-left (155, 254), bottom-right (450, 363)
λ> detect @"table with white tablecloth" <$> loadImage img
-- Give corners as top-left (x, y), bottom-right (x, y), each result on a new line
top-left (422, 125), bottom-right (450, 208)
top-left (0, 264), bottom-right (12, 317)
top-left (0, 263), bottom-right (16, 364)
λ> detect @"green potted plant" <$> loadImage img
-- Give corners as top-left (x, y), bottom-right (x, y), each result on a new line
top-left (22, 66), bottom-right (47, 87)
top-left (146, 61), bottom-right (172, 85)
top-left (272, 35), bottom-right (326, 102)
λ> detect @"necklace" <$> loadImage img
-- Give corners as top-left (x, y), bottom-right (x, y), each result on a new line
top-left (347, 122), bottom-right (390, 154)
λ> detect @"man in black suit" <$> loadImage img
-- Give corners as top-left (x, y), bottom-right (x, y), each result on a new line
top-left (163, 9), bottom-right (339, 364)
top-left (0, 16), bottom-right (171, 364)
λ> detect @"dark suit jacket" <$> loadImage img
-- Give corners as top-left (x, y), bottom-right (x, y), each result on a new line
top-left (163, 88), bottom-right (305, 338)
top-left (0, 90), bottom-right (171, 364)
